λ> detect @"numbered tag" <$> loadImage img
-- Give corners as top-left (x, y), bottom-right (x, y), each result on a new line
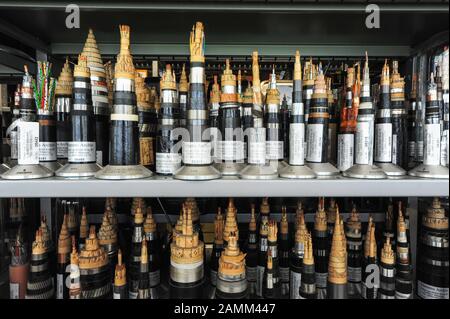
top-left (289, 123), bottom-right (305, 165)
top-left (18, 121), bottom-right (39, 165)
top-left (156, 152), bottom-right (182, 174)
top-left (355, 121), bottom-right (371, 165)
top-left (374, 123), bottom-right (392, 162)
top-left (337, 133), bottom-right (354, 171)
top-left (306, 124), bottom-right (324, 163)
top-left (424, 123), bottom-right (441, 165)
top-left (182, 142), bottom-right (212, 165)
top-left (68, 141), bottom-right (96, 163)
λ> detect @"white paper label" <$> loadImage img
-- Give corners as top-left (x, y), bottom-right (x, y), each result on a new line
top-left (113, 292), bottom-right (121, 299)
top-left (447, 129), bottom-right (450, 166)
top-left (424, 123), bottom-right (441, 165)
top-left (248, 127), bottom-right (266, 165)
top-left (328, 124), bottom-right (337, 163)
top-left (290, 271), bottom-right (302, 299)
top-left (348, 266), bottom-right (362, 283)
top-left (57, 274), bottom-right (64, 299)
top-left (68, 141), bottom-right (96, 163)
top-left (156, 152), bottom-right (182, 174)
top-left (418, 280), bottom-right (449, 299)
top-left (417, 140), bottom-right (424, 161)
top-left (440, 130), bottom-right (448, 166)
top-left (408, 141), bottom-right (416, 158)
top-left (10, 283), bottom-right (19, 299)
top-left (355, 121), bottom-right (372, 165)
top-left (57, 141), bottom-right (68, 158)
top-left (374, 123), bottom-right (392, 162)
top-left (219, 141), bottom-right (244, 161)
top-left (180, 94), bottom-right (187, 104)
top-left (39, 142), bottom-right (57, 161)
top-left (210, 127), bottom-right (220, 159)
top-left (182, 141), bottom-right (212, 164)
top-left (96, 150), bottom-right (103, 166)
top-left (392, 134), bottom-right (398, 165)
top-left (289, 123), bottom-right (305, 165)
top-left (18, 121), bottom-right (39, 165)
top-left (10, 131), bottom-right (18, 160)
top-left (337, 133), bottom-right (354, 171)
top-left (249, 143), bottom-right (266, 164)
top-left (266, 141), bottom-right (284, 160)
top-left (304, 141), bottom-right (308, 160)
top-left (306, 124), bottom-right (324, 162)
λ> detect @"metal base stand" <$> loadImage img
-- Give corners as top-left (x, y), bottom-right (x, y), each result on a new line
top-left (306, 162), bottom-right (340, 177)
top-left (56, 163), bottom-right (101, 178)
top-left (408, 164), bottom-right (449, 179)
top-left (174, 165), bottom-right (221, 181)
top-left (239, 163), bottom-right (278, 180)
top-left (95, 165), bottom-right (152, 180)
top-left (279, 164), bottom-right (317, 179)
top-left (376, 162), bottom-right (406, 178)
top-left (0, 164), bottom-right (9, 174)
top-left (1, 164), bottom-right (53, 180)
top-left (40, 161), bottom-right (62, 172)
top-left (215, 162), bottom-right (246, 176)
top-left (57, 159), bottom-right (68, 165)
top-left (343, 164), bottom-right (387, 179)
top-left (281, 160), bottom-right (289, 168)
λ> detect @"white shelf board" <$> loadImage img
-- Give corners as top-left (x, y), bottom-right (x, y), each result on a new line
top-left (0, 176), bottom-right (448, 198)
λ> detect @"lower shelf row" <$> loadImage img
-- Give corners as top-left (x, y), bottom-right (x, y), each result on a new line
top-left (2, 196), bottom-right (448, 299)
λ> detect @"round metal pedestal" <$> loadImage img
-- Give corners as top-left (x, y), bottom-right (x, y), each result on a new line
top-left (239, 164), bottom-right (278, 180)
top-left (95, 165), bottom-right (152, 180)
top-left (279, 164), bottom-right (317, 179)
top-left (215, 162), bottom-right (246, 176)
top-left (56, 163), bottom-right (101, 178)
top-left (57, 159), bottom-right (68, 165)
top-left (408, 164), bottom-right (449, 179)
top-left (343, 164), bottom-right (387, 179)
top-left (40, 161), bottom-right (62, 172)
top-left (272, 160), bottom-right (289, 170)
top-left (0, 164), bottom-right (9, 174)
top-left (173, 165), bottom-right (221, 181)
top-left (1, 164), bottom-right (53, 180)
top-left (269, 160), bottom-right (289, 172)
top-left (306, 162), bottom-right (340, 177)
top-left (376, 162), bottom-right (406, 178)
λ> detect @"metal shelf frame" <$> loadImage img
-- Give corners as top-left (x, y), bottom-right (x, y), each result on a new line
top-left (0, 1), bottom-right (448, 13)
top-left (0, 176), bottom-right (448, 198)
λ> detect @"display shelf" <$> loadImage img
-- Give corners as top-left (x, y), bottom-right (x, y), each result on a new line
top-left (0, 176), bottom-right (447, 198)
